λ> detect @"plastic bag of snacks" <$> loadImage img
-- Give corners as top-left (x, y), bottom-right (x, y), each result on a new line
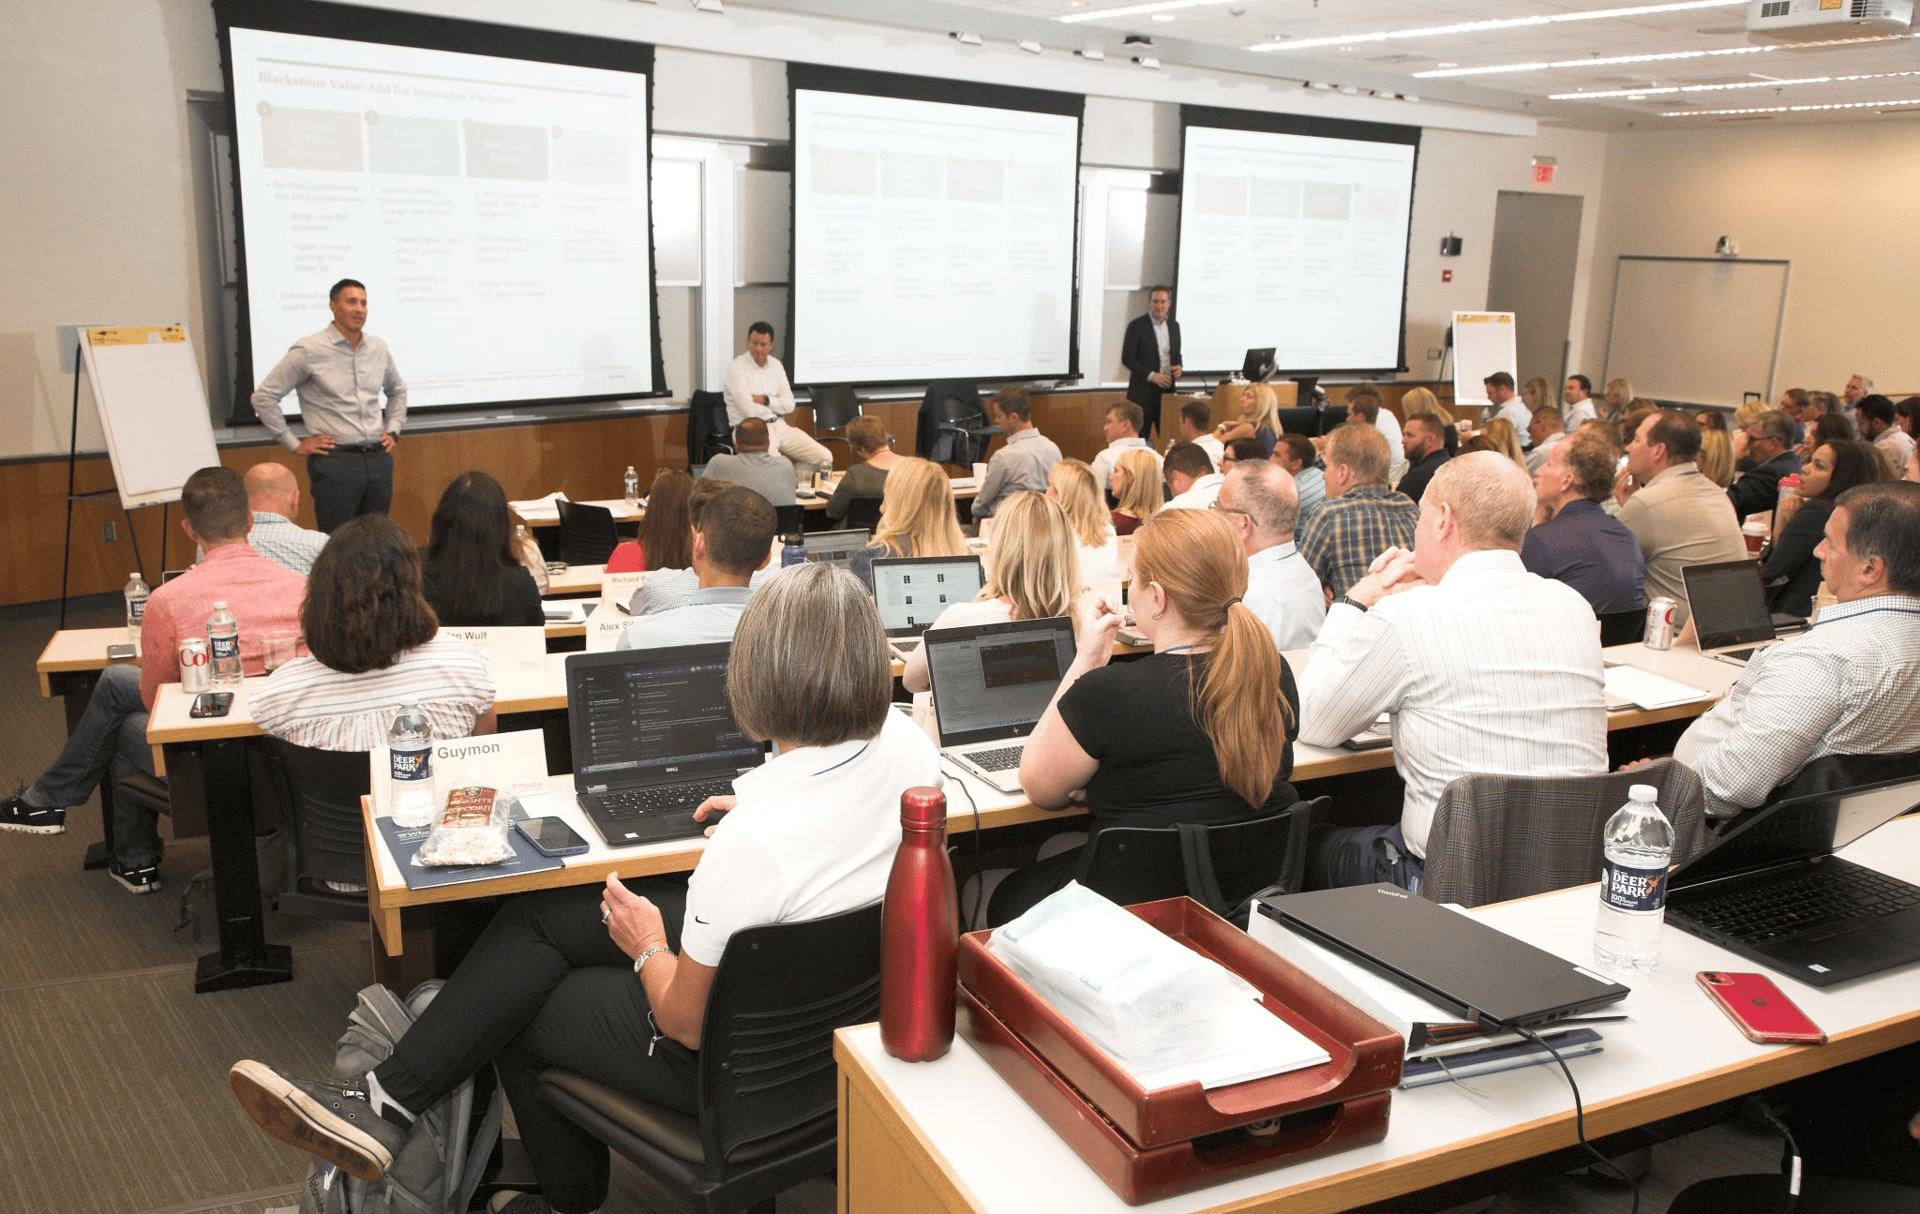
top-left (415, 784), bottom-right (514, 867)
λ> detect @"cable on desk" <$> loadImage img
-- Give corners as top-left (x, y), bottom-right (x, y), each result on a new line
top-left (1506, 1021), bottom-right (1642, 1214)
top-left (942, 766), bottom-right (987, 930)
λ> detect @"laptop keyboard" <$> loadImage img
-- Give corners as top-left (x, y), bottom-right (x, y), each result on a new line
top-left (1679, 866), bottom-right (1920, 942)
top-left (964, 745), bottom-right (1025, 773)
top-left (598, 778), bottom-right (735, 819)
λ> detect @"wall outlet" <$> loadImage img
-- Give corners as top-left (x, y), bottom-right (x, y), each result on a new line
top-left (1426, 348), bottom-right (1443, 360)
top-left (102, 521), bottom-right (116, 542)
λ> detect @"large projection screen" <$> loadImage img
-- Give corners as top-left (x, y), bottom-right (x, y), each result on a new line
top-left (1175, 107), bottom-right (1419, 376)
top-left (788, 66), bottom-right (1083, 387)
top-left (216, 0), bottom-right (664, 416)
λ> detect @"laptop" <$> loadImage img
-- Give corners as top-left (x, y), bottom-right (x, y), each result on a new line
top-left (1257, 883), bottom-right (1632, 1030)
top-left (1665, 775), bottom-right (1920, 987)
top-left (800, 529), bottom-right (871, 569)
top-left (923, 616), bottom-right (1076, 793)
top-left (563, 643), bottom-right (766, 847)
top-left (1683, 559), bottom-right (1781, 665)
top-left (1240, 347), bottom-right (1275, 383)
top-left (870, 555), bottom-right (985, 659)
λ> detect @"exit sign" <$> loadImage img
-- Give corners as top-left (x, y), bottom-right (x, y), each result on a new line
top-left (1532, 161), bottom-right (1557, 187)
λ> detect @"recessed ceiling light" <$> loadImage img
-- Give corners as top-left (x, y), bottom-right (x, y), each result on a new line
top-left (1246, 0), bottom-right (1742, 52)
top-left (1060, 0), bottom-right (1231, 23)
top-left (1665, 96), bottom-right (1920, 115)
top-left (1152, 12), bottom-right (1177, 20)
top-left (1417, 31), bottom-right (1916, 77)
top-left (1551, 68), bottom-right (1920, 100)
top-left (1436, 61), bottom-right (1458, 68)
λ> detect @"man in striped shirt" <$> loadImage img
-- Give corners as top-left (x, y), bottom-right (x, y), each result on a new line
top-left (243, 463), bottom-right (329, 575)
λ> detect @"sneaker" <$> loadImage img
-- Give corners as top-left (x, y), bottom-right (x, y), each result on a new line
top-left (487, 1193), bottom-right (553, 1214)
top-left (0, 793), bottom-right (65, 835)
top-left (109, 860), bottom-right (161, 895)
top-left (230, 1060), bottom-right (408, 1181)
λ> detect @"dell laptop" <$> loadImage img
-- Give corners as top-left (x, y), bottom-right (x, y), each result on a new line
top-left (1683, 559), bottom-right (1781, 665)
top-left (1664, 775), bottom-right (1920, 987)
top-left (564, 643), bottom-right (765, 847)
top-left (870, 554), bottom-right (985, 660)
top-left (923, 616), bottom-right (1076, 794)
top-left (800, 529), bottom-right (872, 570)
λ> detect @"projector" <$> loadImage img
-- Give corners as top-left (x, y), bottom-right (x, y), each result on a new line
top-left (1746, 0), bottom-right (1913, 41)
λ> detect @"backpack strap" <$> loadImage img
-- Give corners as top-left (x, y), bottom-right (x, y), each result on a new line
top-left (1175, 822), bottom-right (1230, 917)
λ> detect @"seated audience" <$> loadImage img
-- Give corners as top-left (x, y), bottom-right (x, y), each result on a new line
top-left (230, 562), bottom-right (939, 1214)
top-left (972, 386), bottom-right (1060, 520)
top-left (242, 462), bottom-right (329, 575)
top-left (1896, 395), bottom-right (1920, 443)
top-left (1177, 398), bottom-right (1223, 470)
top-left (1674, 482), bottom-right (1920, 818)
top-left (995, 509), bottom-right (1301, 924)
top-left (1523, 428), bottom-right (1647, 615)
top-left (1216, 382), bottom-right (1282, 456)
top-left (1727, 409), bottom-right (1801, 518)
top-left (1603, 377), bottom-right (1635, 421)
top-left (1479, 417), bottom-right (1527, 468)
top-left (253, 515), bottom-right (494, 751)
top-left (1274, 433), bottom-right (1328, 528)
top-left (1298, 453), bottom-right (1609, 890)
top-left (1400, 386), bottom-right (1457, 454)
top-left (1160, 440), bottom-right (1223, 511)
top-left (1047, 458), bottom-right (1121, 585)
top-left (1856, 393), bottom-right (1916, 474)
top-left (607, 469), bottom-right (694, 573)
top-left (1695, 409), bottom-right (1727, 433)
top-left (1345, 390), bottom-right (1406, 483)
top-left (699, 418), bottom-right (795, 509)
top-left (1697, 427), bottom-right (1736, 488)
top-left (824, 416), bottom-right (900, 525)
top-left (848, 457), bottom-right (969, 586)
top-left (1108, 447), bottom-right (1164, 536)
top-left (1216, 461), bottom-right (1325, 650)
top-left (902, 492), bottom-right (1078, 692)
top-left (1522, 376), bottom-right (1556, 426)
top-left (1845, 372), bottom-right (1875, 407)
top-left (618, 486), bottom-right (775, 650)
top-left (1396, 413), bottom-right (1452, 504)
top-left (1218, 436), bottom-right (1268, 476)
top-left (1524, 405), bottom-right (1566, 475)
top-left (0, 467), bottom-right (306, 895)
top-left (1797, 409), bottom-right (1855, 461)
top-left (1562, 374), bottom-right (1599, 431)
top-left (420, 471), bottom-right (544, 627)
top-left (1089, 402), bottom-right (1160, 503)
top-left (1298, 424), bottom-right (1419, 600)
top-left (1618, 409), bottom-right (1747, 627)
top-left (629, 479), bottom-right (778, 615)
top-left (1486, 372), bottom-right (1528, 447)
top-left (1761, 438), bottom-right (1884, 617)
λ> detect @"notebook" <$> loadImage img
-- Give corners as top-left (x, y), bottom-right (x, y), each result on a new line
top-left (923, 616), bottom-right (1076, 793)
top-left (1683, 559), bottom-right (1780, 665)
top-left (564, 644), bottom-right (765, 847)
top-left (1664, 774), bottom-right (1920, 987)
top-left (870, 555), bottom-right (985, 659)
top-left (800, 529), bottom-right (871, 569)
top-left (1256, 883), bottom-right (1631, 1030)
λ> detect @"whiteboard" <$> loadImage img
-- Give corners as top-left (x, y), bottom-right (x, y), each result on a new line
top-left (79, 325), bottom-right (221, 509)
top-left (1604, 256), bottom-right (1790, 410)
top-left (1451, 312), bottom-right (1517, 408)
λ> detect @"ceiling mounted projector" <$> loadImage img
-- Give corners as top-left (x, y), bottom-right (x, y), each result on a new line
top-left (1746, 0), bottom-right (1913, 41)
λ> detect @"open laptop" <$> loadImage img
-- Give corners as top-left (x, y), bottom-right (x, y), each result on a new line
top-left (923, 616), bottom-right (1075, 793)
top-left (564, 643), bottom-right (766, 846)
top-left (1683, 559), bottom-right (1781, 665)
top-left (1665, 775), bottom-right (1920, 987)
top-left (870, 554), bottom-right (984, 659)
top-left (1257, 883), bottom-right (1632, 1030)
top-left (801, 529), bottom-right (871, 569)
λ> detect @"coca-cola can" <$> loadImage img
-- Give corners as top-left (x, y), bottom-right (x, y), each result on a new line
top-left (178, 636), bottom-right (212, 693)
top-left (1644, 597), bottom-right (1678, 650)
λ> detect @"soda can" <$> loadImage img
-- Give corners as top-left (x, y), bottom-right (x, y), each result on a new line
top-left (1643, 597), bottom-right (1677, 650)
top-left (178, 636), bottom-right (212, 693)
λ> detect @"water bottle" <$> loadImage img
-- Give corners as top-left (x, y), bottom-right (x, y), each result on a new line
top-left (124, 572), bottom-right (149, 648)
top-left (781, 533), bottom-right (808, 567)
top-left (880, 787), bottom-right (958, 1062)
top-left (207, 601), bottom-right (242, 684)
top-left (1594, 783), bottom-right (1675, 973)
top-left (623, 465), bottom-right (640, 508)
top-left (387, 705), bottom-right (434, 828)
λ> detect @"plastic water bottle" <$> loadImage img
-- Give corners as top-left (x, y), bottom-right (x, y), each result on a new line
top-left (387, 706), bottom-right (434, 828)
top-left (124, 572), bottom-right (149, 647)
top-left (623, 465), bottom-right (640, 508)
top-left (1594, 783), bottom-right (1675, 973)
top-left (207, 601), bottom-right (242, 684)
top-left (781, 533), bottom-right (808, 567)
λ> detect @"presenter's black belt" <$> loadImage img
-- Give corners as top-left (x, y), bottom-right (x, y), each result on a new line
top-left (332, 440), bottom-right (386, 453)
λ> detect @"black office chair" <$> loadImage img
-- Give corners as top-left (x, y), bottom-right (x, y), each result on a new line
top-left (916, 380), bottom-right (995, 467)
top-left (842, 496), bottom-right (883, 533)
top-left (807, 385), bottom-right (861, 450)
top-left (1598, 608), bottom-right (1645, 647)
top-left (554, 500), bottom-right (621, 566)
top-left (1074, 797), bottom-right (1324, 922)
top-left (262, 737), bottom-right (370, 920)
top-left (772, 504), bottom-right (805, 536)
top-left (536, 901), bottom-right (884, 1214)
top-left (688, 389), bottom-right (734, 471)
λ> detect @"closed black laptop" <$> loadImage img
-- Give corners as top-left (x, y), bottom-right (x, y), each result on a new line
top-left (1665, 775), bottom-right (1920, 987)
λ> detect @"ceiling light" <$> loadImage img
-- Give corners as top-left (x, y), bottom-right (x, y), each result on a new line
top-left (1246, 0), bottom-right (1741, 52)
top-left (692, 0), bottom-right (724, 11)
top-left (1664, 96), bottom-right (1920, 115)
top-left (951, 30), bottom-right (983, 45)
top-left (1152, 12), bottom-right (1177, 20)
top-left (1415, 44), bottom-right (1773, 78)
top-left (1077, 46), bottom-right (1106, 59)
top-left (1550, 68), bottom-right (1920, 100)
top-left (1135, 55), bottom-right (1162, 68)
top-left (1018, 39), bottom-right (1044, 53)
top-left (1307, 80), bottom-right (1335, 90)
top-left (1339, 84), bottom-right (1361, 94)
top-left (1060, 0), bottom-right (1231, 23)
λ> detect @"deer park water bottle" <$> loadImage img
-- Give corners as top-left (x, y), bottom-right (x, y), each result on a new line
top-left (207, 601), bottom-right (242, 684)
top-left (124, 572), bottom-right (149, 647)
top-left (1594, 784), bottom-right (1674, 974)
top-left (881, 787), bottom-right (958, 1062)
top-left (781, 533), bottom-right (808, 567)
top-left (623, 465), bottom-right (640, 508)
top-left (388, 705), bottom-right (435, 828)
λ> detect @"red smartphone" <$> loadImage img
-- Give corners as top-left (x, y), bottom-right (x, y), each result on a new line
top-left (1696, 971), bottom-right (1827, 1045)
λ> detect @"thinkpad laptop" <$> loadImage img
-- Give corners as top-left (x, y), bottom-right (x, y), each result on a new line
top-left (564, 643), bottom-right (765, 846)
top-left (870, 554), bottom-right (984, 660)
top-left (1665, 775), bottom-right (1920, 987)
top-left (800, 529), bottom-right (871, 569)
top-left (923, 616), bottom-right (1075, 794)
top-left (1684, 559), bottom-right (1781, 665)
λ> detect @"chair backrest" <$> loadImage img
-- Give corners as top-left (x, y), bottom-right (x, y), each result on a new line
top-left (1597, 609), bottom-right (1645, 647)
top-left (809, 385), bottom-right (861, 432)
top-left (1420, 758), bottom-right (1709, 908)
top-left (842, 496), bottom-right (883, 533)
top-left (917, 380), bottom-right (983, 462)
top-left (696, 901), bottom-right (884, 1174)
top-left (773, 504), bottom-right (805, 536)
top-left (688, 389), bottom-right (734, 469)
top-left (1319, 403), bottom-right (1352, 433)
top-left (263, 736), bottom-right (372, 889)
top-left (1276, 405), bottom-right (1320, 437)
top-left (1074, 797), bottom-right (1324, 920)
top-left (555, 499), bottom-right (620, 566)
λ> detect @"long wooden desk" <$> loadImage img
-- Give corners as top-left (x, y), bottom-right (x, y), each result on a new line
top-left (514, 480), bottom-right (981, 530)
top-left (835, 816), bottom-right (1920, 1214)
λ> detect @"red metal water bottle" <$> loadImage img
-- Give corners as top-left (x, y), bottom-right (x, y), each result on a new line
top-left (880, 786), bottom-right (958, 1061)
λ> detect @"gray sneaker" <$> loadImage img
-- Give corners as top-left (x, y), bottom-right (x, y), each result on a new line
top-left (229, 1060), bottom-right (408, 1181)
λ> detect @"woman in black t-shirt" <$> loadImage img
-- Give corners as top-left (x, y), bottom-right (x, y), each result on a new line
top-left (987, 509), bottom-right (1300, 925)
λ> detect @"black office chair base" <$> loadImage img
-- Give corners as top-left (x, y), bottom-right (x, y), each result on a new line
top-left (81, 841), bottom-right (110, 870)
top-left (194, 942), bottom-right (293, 993)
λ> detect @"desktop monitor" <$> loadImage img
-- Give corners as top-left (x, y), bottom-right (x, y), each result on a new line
top-left (1241, 348), bottom-right (1276, 383)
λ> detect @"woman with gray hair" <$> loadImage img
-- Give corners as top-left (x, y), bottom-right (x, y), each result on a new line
top-left (229, 562), bottom-right (940, 1214)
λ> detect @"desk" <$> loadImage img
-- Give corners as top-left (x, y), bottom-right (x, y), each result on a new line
top-left (835, 816), bottom-right (1920, 1214)
top-left (515, 482), bottom-right (979, 529)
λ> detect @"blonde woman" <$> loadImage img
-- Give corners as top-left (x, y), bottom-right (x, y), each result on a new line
top-left (991, 509), bottom-right (1301, 925)
top-left (1522, 376), bottom-right (1557, 421)
top-left (849, 457), bottom-right (968, 586)
top-left (1697, 428), bottom-right (1735, 488)
top-left (902, 493), bottom-right (1080, 692)
top-left (1604, 378), bottom-right (1635, 422)
top-left (1216, 382), bottom-right (1283, 455)
top-left (1399, 386), bottom-right (1456, 452)
top-left (1480, 417), bottom-right (1528, 469)
top-left (1047, 458), bottom-right (1121, 585)
top-left (1108, 447), bottom-right (1164, 536)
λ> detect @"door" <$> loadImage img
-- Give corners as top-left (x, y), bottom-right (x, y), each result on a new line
top-left (1487, 191), bottom-right (1584, 397)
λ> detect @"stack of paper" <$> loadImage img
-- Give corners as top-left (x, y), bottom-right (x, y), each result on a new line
top-left (1604, 663), bottom-right (1713, 710)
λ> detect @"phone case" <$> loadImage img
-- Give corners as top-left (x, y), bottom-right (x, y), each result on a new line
top-left (1696, 971), bottom-right (1826, 1044)
top-left (516, 818), bottom-right (588, 858)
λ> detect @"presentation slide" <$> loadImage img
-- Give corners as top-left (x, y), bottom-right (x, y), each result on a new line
top-left (791, 86), bottom-right (1080, 385)
top-left (1175, 121), bottom-right (1417, 375)
top-left (227, 25), bottom-right (656, 411)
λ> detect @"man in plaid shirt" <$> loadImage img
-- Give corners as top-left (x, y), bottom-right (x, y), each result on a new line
top-left (1298, 423), bottom-right (1418, 602)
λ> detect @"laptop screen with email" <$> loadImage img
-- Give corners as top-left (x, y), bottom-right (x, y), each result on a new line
top-left (566, 645), bottom-right (763, 788)
top-left (924, 617), bottom-right (1076, 747)
top-left (870, 556), bottom-right (984, 638)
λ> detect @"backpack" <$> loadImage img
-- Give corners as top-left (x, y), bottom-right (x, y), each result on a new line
top-left (292, 982), bottom-right (502, 1214)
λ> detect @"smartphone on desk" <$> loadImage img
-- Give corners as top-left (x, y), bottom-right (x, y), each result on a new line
top-left (1697, 971), bottom-right (1826, 1044)
top-left (516, 816), bottom-right (589, 858)
top-left (189, 691), bottom-right (234, 719)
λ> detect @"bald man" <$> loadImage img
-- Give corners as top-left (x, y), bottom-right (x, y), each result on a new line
top-left (242, 463), bottom-right (330, 574)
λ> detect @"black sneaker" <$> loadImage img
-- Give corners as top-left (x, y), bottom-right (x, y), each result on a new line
top-left (0, 794), bottom-right (65, 835)
top-left (109, 860), bottom-right (161, 895)
top-left (230, 1061), bottom-right (409, 1181)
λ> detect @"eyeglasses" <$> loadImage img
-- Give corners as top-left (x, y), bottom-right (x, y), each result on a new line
top-left (1208, 501), bottom-right (1251, 519)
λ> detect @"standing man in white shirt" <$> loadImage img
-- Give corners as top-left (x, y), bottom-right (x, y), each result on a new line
top-left (722, 321), bottom-right (833, 489)
top-left (1563, 374), bottom-right (1598, 432)
top-left (250, 278), bottom-right (407, 533)
top-left (1089, 402), bottom-right (1161, 506)
top-left (1215, 462), bottom-right (1325, 650)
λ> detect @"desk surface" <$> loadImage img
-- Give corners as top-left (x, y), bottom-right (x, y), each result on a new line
top-left (515, 482), bottom-right (980, 528)
top-left (836, 816), bottom-right (1920, 1214)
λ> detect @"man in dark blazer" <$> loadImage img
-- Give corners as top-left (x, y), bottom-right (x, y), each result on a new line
top-left (1121, 285), bottom-right (1181, 440)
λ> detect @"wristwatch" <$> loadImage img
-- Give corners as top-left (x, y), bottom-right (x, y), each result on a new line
top-left (633, 945), bottom-right (669, 976)
top-left (1336, 593), bottom-right (1370, 613)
